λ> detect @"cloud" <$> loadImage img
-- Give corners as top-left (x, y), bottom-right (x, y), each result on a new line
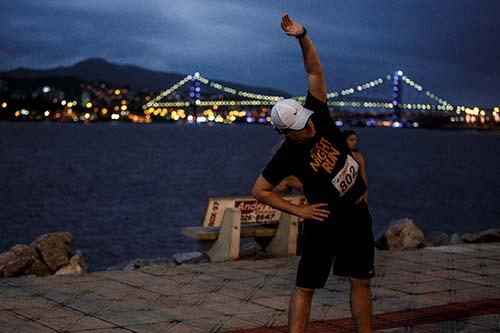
top-left (0, 0), bottom-right (498, 105)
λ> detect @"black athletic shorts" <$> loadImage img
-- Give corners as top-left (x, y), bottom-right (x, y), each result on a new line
top-left (296, 200), bottom-right (376, 289)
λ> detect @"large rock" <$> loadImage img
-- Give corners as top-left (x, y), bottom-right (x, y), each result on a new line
top-left (31, 232), bottom-right (73, 271)
top-left (55, 250), bottom-right (87, 276)
top-left (375, 218), bottom-right (425, 250)
top-left (24, 256), bottom-right (53, 276)
top-left (461, 228), bottom-right (500, 243)
top-left (0, 244), bottom-right (39, 278)
top-left (424, 231), bottom-right (450, 246)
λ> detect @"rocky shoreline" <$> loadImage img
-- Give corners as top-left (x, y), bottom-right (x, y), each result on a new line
top-left (373, 218), bottom-right (500, 251)
top-left (1, 220), bottom-right (499, 278)
top-left (0, 232), bottom-right (87, 278)
top-left (106, 219), bottom-right (500, 271)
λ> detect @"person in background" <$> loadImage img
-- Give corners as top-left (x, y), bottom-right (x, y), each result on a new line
top-left (343, 130), bottom-right (368, 203)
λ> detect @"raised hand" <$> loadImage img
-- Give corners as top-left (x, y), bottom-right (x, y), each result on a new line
top-left (280, 13), bottom-right (305, 37)
top-left (296, 203), bottom-right (330, 222)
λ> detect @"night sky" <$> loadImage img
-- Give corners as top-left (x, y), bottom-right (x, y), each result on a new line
top-left (1, 1), bottom-right (499, 106)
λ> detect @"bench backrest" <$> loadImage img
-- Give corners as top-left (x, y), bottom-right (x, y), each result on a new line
top-left (203, 195), bottom-right (306, 227)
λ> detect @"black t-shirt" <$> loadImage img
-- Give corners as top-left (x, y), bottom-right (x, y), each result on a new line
top-left (261, 90), bottom-right (367, 220)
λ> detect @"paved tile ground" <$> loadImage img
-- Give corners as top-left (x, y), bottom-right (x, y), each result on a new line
top-left (1, 243), bottom-right (499, 332)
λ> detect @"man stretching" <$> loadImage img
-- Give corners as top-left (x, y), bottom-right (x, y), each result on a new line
top-left (252, 13), bottom-right (375, 333)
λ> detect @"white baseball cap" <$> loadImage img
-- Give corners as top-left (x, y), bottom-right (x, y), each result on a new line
top-left (271, 98), bottom-right (314, 130)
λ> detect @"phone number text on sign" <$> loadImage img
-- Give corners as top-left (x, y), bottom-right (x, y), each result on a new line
top-left (235, 200), bottom-right (278, 223)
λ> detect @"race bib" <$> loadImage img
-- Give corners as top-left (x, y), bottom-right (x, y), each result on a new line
top-left (331, 154), bottom-right (359, 197)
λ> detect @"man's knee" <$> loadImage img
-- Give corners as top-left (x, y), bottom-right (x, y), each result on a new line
top-left (348, 276), bottom-right (371, 289)
top-left (295, 286), bottom-right (316, 294)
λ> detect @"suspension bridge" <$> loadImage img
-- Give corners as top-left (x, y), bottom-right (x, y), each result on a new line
top-left (142, 71), bottom-right (498, 127)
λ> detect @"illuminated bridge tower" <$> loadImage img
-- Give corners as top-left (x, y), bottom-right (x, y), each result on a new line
top-left (392, 70), bottom-right (403, 119)
top-left (189, 72), bottom-right (202, 115)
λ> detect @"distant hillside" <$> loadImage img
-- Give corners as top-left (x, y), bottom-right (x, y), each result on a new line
top-left (0, 58), bottom-right (290, 97)
top-left (0, 76), bottom-right (85, 97)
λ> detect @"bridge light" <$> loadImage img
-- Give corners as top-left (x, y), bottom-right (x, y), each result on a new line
top-left (397, 70), bottom-right (403, 76)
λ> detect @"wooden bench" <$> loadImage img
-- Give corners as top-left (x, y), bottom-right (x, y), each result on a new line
top-left (181, 195), bottom-right (306, 263)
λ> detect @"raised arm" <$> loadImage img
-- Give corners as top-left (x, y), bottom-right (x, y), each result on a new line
top-left (281, 14), bottom-right (327, 102)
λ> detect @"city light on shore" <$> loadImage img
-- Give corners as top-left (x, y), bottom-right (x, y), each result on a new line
top-left (0, 69), bottom-right (497, 129)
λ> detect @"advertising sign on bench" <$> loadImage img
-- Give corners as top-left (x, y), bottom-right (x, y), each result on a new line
top-left (203, 195), bottom-right (306, 227)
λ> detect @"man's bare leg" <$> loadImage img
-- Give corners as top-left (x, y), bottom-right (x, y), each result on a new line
top-left (288, 286), bottom-right (315, 333)
top-left (349, 276), bottom-right (373, 333)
